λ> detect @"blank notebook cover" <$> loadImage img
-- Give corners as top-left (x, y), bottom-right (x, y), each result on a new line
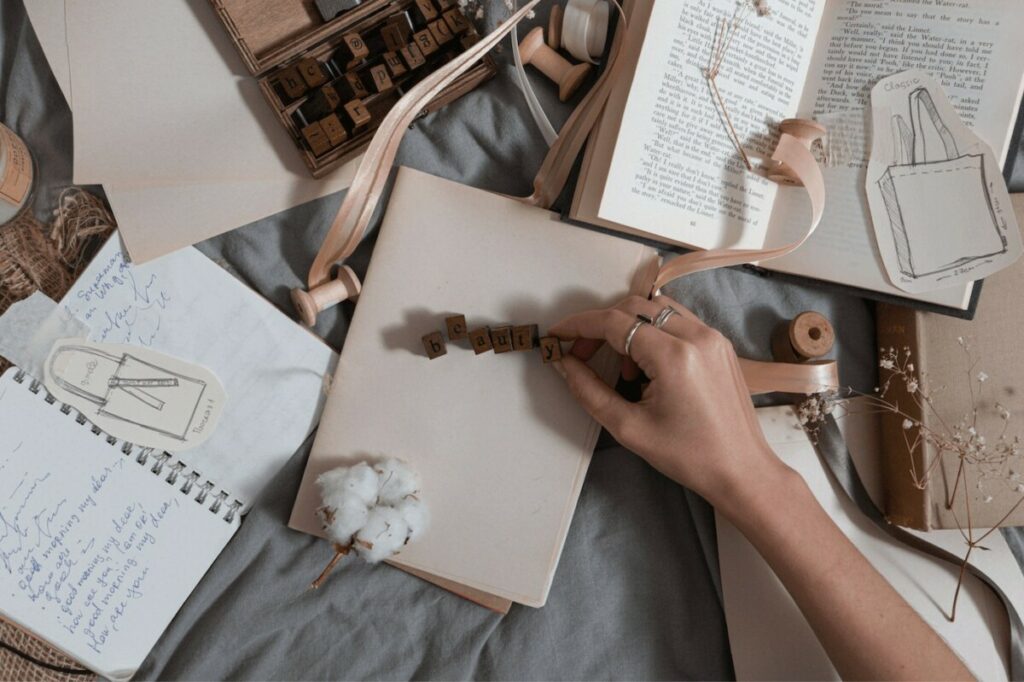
top-left (290, 167), bottom-right (655, 607)
top-left (0, 368), bottom-right (238, 681)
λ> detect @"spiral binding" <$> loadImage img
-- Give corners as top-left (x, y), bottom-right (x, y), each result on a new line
top-left (13, 370), bottom-right (243, 524)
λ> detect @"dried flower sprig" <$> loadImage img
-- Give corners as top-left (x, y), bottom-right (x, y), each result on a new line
top-left (798, 340), bottom-right (1024, 621)
top-left (702, 0), bottom-right (772, 171)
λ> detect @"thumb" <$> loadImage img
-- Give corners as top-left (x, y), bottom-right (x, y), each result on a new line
top-left (556, 355), bottom-right (638, 440)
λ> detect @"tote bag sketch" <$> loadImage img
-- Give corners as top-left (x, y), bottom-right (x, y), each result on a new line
top-left (877, 87), bottom-right (1006, 279)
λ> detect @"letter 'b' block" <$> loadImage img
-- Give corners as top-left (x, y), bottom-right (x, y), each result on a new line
top-left (422, 331), bottom-right (447, 359)
top-left (446, 314), bottom-right (468, 341)
top-left (539, 336), bottom-right (563, 363)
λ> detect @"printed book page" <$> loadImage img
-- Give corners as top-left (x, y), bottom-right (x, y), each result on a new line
top-left (0, 369), bottom-right (237, 680)
top-left (762, 0), bottom-right (1024, 307)
top-left (580, 0), bottom-right (826, 250)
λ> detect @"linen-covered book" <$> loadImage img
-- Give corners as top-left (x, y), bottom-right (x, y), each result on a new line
top-left (289, 167), bottom-right (656, 608)
top-left (874, 194), bottom-right (1024, 530)
top-left (570, 0), bottom-right (1024, 316)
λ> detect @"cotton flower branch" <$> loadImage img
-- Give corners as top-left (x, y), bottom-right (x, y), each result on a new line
top-left (311, 458), bottom-right (429, 589)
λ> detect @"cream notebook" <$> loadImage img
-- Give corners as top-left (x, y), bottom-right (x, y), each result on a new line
top-left (290, 168), bottom-right (655, 607)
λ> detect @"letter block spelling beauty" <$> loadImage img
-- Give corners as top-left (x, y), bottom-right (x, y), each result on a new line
top-left (539, 337), bottom-right (562, 363)
top-left (490, 326), bottom-right (514, 354)
top-left (445, 314), bottom-right (468, 340)
top-left (513, 324), bottom-right (538, 351)
top-left (469, 327), bottom-right (493, 354)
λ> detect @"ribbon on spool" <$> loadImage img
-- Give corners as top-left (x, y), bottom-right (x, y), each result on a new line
top-left (298, 0), bottom-right (836, 395)
top-left (557, 0), bottom-right (610, 64)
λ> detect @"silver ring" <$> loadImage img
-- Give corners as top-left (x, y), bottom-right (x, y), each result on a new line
top-left (653, 306), bottom-right (679, 329)
top-left (624, 314), bottom-right (653, 360)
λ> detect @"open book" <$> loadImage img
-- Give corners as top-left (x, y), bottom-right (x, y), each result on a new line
top-left (571, 0), bottom-right (1024, 316)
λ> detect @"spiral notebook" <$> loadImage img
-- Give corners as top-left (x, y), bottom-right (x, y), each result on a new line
top-left (0, 367), bottom-right (238, 681)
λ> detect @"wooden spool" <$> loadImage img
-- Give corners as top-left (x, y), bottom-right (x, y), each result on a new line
top-left (518, 26), bottom-right (590, 102)
top-left (771, 311), bottom-right (834, 363)
top-left (291, 265), bottom-right (362, 326)
top-left (764, 118), bottom-right (826, 186)
top-left (547, 4), bottom-right (564, 48)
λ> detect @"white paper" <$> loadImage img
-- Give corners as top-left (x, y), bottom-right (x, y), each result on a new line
top-left (23, 0), bottom-right (358, 262)
top-left (866, 70), bottom-right (1022, 293)
top-left (717, 402), bottom-right (1021, 681)
top-left (0, 368), bottom-right (237, 680)
top-left (58, 236), bottom-right (337, 506)
top-left (44, 339), bottom-right (227, 453)
top-left (290, 168), bottom-right (656, 607)
top-left (0, 291), bottom-right (90, 380)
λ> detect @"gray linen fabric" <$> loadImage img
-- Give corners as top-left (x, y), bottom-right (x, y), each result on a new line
top-left (2, 0), bottom-right (1023, 678)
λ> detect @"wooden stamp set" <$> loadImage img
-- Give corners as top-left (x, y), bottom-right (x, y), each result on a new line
top-left (211, 0), bottom-right (492, 177)
top-left (422, 314), bottom-right (564, 363)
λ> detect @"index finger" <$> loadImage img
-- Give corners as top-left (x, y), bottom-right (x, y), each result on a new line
top-left (548, 308), bottom-right (665, 378)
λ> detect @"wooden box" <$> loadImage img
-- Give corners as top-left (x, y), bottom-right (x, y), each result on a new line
top-left (210, 0), bottom-right (493, 177)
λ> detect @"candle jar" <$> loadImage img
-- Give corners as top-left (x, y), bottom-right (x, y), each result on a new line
top-left (0, 122), bottom-right (35, 227)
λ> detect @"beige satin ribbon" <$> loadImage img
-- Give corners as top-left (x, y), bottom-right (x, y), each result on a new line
top-left (303, 1), bottom-right (837, 395)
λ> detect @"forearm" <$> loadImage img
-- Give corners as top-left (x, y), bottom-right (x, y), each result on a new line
top-left (719, 456), bottom-right (973, 681)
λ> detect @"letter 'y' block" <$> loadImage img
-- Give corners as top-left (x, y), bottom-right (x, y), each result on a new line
top-left (539, 337), bottom-right (563, 363)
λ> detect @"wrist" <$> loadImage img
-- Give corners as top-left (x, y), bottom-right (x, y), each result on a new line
top-left (713, 448), bottom-right (808, 530)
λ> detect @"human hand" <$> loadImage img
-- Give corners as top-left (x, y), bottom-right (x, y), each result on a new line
top-left (548, 296), bottom-right (790, 515)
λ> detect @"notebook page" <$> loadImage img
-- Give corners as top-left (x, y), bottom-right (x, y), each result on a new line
top-left (58, 236), bottom-right (337, 507)
top-left (290, 168), bottom-right (655, 607)
top-left (0, 369), bottom-right (237, 680)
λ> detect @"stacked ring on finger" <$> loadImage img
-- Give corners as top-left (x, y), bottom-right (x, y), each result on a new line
top-left (653, 306), bottom-right (679, 329)
top-left (624, 313), bottom-right (653, 361)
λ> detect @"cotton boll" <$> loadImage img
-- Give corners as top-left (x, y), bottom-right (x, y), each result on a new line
top-left (396, 497), bottom-right (429, 541)
top-left (374, 457), bottom-right (420, 505)
top-left (318, 498), bottom-right (369, 545)
top-left (317, 462), bottom-right (380, 509)
top-left (354, 506), bottom-right (410, 563)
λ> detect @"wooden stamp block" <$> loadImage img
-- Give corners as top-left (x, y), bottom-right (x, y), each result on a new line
top-left (298, 58), bottom-right (328, 87)
top-left (512, 324), bottom-right (538, 351)
top-left (428, 19), bottom-right (454, 45)
top-left (413, 29), bottom-right (439, 56)
top-left (343, 99), bottom-right (372, 130)
top-left (460, 32), bottom-right (481, 50)
top-left (340, 32), bottom-right (370, 62)
top-left (368, 64), bottom-right (393, 92)
top-left (443, 8), bottom-right (470, 34)
top-left (345, 71), bottom-right (370, 99)
top-left (400, 43), bottom-right (427, 69)
top-left (381, 24), bottom-right (406, 52)
top-left (539, 337), bottom-right (563, 363)
top-left (422, 331), bottom-right (447, 359)
top-left (445, 314), bottom-right (468, 341)
top-left (383, 51), bottom-right (407, 78)
top-left (413, 0), bottom-right (439, 23)
top-left (388, 12), bottom-right (415, 40)
top-left (278, 66), bottom-right (308, 100)
top-left (301, 121), bottom-right (332, 156)
top-left (490, 326), bottom-right (514, 353)
top-left (303, 83), bottom-right (342, 119)
top-left (320, 113), bottom-right (349, 146)
top-left (469, 327), bottom-right (493, 354)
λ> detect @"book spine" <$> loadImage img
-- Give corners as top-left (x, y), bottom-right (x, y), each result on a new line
top-left (12, 369), bottom-right (242, 523)
top-left (875, 304), bottom-right (931, 530)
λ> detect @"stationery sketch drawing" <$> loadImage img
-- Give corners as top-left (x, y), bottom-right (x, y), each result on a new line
top-left (44, 339), bottom-right (227, 452)
top-left (866, 70), bottom-right (1022, 293)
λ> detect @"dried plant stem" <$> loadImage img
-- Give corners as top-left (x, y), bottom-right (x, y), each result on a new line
top-left (703, 13), bottom-right (755, 171)
top-left (310, 543), bottom-right (350, 590)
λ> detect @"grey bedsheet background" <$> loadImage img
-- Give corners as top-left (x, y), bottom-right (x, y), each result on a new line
top-left (3, 0), bottom-right (1024, 678)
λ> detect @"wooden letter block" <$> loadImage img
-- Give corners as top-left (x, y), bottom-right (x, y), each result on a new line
top-left (301, 121), bottom-right (332, 156)
top-left (400, 43), bottom-right (427, 70)
top-left (445, 314), bottom-right (468, 341)
top-left (345, 71), bottom-right (370, 99)
top-left (369, 64), bottom-right (393, 93)
top-left (413, 0), bottom-right (439, 23)
top-left (469, 327), bottom-right (493, 354)
top-left (383, 51), bottom-right (407, 78)
top-left (343, 99), bottom-right (372, 130)
top-left (340, 32), bottom-right (370, 62)
top-left (490, 326), bottom-right (514, 354)
top-left (381, 24), bottom-right (406, 52)
top-left (443, 8), bottom-right (470, 34)
top-left (413, 29), bottom-right (439, 56)
top-left (298, 58), bottom-right (328, 87)
top-left (422, 331), bottom-right (447, 359)
top-left (320, 113), bottom-right (349, 146)
top-left (428, 19), bottom-right (454, 45)
top-left (278, 66), bottom-right (308, 100)
top-left (512, 324), bottom-right (538, 351)
top-left (539, 337), bottom-right (563, 363)
top-left (460, 32), bottom-right (481, 50)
